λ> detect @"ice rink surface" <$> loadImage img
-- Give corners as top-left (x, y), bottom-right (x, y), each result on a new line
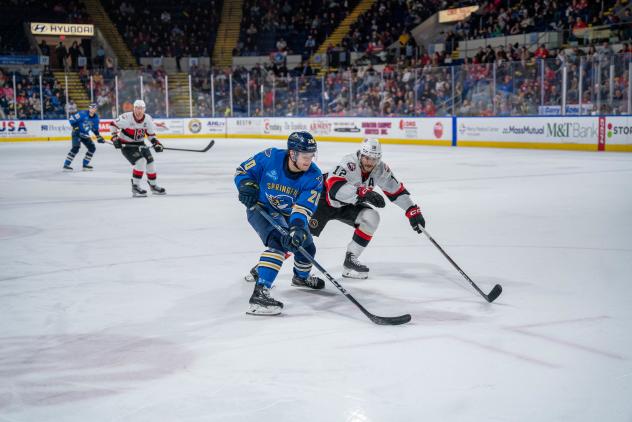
top-left (1, 138), bottom-right (631, 422)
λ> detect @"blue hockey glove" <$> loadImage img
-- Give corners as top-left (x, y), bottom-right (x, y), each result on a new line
top-left (238, 180), bottom-right (259, 208)
top-left (282, 225), bottom-right (308, 253)
top-left (96, 135), bottom-right (105, 144)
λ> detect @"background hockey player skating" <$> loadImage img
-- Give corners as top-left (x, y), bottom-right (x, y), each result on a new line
top-left (1, 138), bottom-right (631, 422)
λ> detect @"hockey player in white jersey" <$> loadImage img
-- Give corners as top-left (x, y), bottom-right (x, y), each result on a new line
top-left (309, 138), bottom-right (426, 278)
top-left (110, 100), bottom-right (166, 197)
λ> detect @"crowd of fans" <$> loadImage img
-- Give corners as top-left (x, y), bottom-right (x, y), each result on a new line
top-left (161, 44), bottom-right (632, 117)
top-left (234, 0), bottom-right (359, 58)
top-left (444, 0), bottom-right (631, 52)
top-left (346, 0), bottom-right (440, 57)
top-left (104, 0), bottom-right (221, 63)
top-left (0, 67), bottom-right (67, 119)
top-left (4, 41), bottom-right (631, 120)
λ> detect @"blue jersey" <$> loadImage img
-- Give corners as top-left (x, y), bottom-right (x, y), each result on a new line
top-left (69, 110), bottom-right (100, 138)
top-left (235, 148), bottom-right (323, 227)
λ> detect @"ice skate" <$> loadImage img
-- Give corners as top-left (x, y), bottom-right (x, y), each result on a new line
top-left (244, 265), bottom-right (258, 282)
top-left (131, 179), bottom-right (147, 197)
top-left (291, 274), bottom-right (325, 289)
top-left (149, 183), bottom-right (166, 195)
top-left (247, 283), bottom-right (283, 315)
top-left (342, 252), bottom-right (369, 279)
top-left (63, 165), bottom-right (73, 172)
top-left (82, 165), bottom-right (93, 171)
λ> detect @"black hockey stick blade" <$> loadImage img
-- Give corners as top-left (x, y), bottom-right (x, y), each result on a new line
top-left (162, 140), bottom-right (215, 152)
top-left (369, 313), bottom-right (412, 326)
top-left (345, 292), bottom-right (411, 326)
top-left (485, 284), bottom-right (503, 303)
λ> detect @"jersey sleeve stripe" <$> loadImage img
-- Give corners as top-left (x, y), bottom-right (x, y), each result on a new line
top-left (325, 175), bottom-right (346, 191)
top-left (291, 206), bottom-right (312, 218)
top-left (383, 183), bottom-right (405, 197)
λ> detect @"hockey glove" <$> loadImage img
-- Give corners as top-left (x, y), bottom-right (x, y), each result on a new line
top-left (281, 225), bottom-right (308, 253)
top-left (406, 205), bottom-right (425, 234)
top-left (238, 180), bottom-right (259, 208)
top-left (357, 186), bottom-right (385, 208)
top-left (111, 135), bottom-right (122, 149)
top-left (96, 135), bottom-right (105, 144)
top-left (151, 139), bottom-right (164, 152)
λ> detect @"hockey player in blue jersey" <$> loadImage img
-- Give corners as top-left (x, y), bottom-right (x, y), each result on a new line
top-left (63, 103), bottom-right (104, 171)
top-left (235, 131), bottom-right (326, 315)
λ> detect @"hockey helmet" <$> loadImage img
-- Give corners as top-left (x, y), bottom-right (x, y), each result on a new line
top-left (360, 138), bottom-right (382, 161)
top-left (287, 131), bottom-right (317, 153)
top-left (133, 99), bottom-right (146, 109)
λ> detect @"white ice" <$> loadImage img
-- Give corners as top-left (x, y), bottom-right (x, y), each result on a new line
top-left (0, 138), bottom-right (631, 422)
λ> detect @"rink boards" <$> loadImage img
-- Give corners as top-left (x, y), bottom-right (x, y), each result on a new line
top-left (1, 115), bottom-right (631, 151)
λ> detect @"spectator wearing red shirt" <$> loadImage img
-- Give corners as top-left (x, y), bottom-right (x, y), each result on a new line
top-left (534, 44), bottom-right (549, 59)
top-left (423, 99), bottom-right (436, 116)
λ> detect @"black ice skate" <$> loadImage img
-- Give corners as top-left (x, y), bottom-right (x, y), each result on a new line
top-left (244, 265), bottom-right (258, 282)
top-left (131, 179), bottom-right (147, 197)
top-left (63, 165), bottom-right (73, 171)
top-left (342, 252), bottom-right (369, 279)
top-left (82, 165), bottom-right (93, 171)
top-left (247, 283), bottom-right (283, 315)
top-left (291, 274), bottom-right (325, 289)
top-left (149, 183), bottom-right (166, 195)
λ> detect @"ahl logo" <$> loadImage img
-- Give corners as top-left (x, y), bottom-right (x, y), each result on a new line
top-left (188, 119), bottom-right (202, 133)
top-left (266, 169), bottom-right (278, 180)
top-left (265, 192), bottom-right (293, 211)
top-left (347, 162), bottom-right (356, 171)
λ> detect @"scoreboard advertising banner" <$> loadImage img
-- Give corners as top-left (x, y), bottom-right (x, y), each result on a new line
top-left (1, 116), bottom-right (630, 151)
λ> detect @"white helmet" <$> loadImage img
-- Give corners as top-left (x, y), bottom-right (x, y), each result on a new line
top-left (360, 138), bottom-right (382, 160)
top-left (133, 99), bottom-right (146, 109)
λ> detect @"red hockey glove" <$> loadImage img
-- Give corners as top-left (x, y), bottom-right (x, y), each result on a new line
top-left (357, 186), bottom-right (385, 208)
top-left (406, 205), bottom-right (425, 233)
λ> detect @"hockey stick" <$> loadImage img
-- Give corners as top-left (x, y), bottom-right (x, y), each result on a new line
top-left (104, 139), bottom-right (215, 152)
top-left (256, 206), bottom-right (411, 325)
top-left (161, 139), bottom-right (215, 152)
top-left (420, 227), bottom-right (502, 303)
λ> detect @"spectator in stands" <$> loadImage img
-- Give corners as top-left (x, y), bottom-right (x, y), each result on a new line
top-left (69, 41), bottom-right (81, 70)
top-left (305, 35), bottom-right (316, 56)
top-left (55, 42), bottom-right (68, 69)
top-left (535, 44), bottom-right (549, 59)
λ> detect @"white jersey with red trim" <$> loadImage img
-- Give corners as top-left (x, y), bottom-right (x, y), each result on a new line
top-left (110, 112), bottom-right (158, 145)
top-left (324, 152), bottom-right (415, 211)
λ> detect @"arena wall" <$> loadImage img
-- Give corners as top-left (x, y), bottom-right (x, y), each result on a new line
top-left (1, 116), bottom-right (630, 151)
